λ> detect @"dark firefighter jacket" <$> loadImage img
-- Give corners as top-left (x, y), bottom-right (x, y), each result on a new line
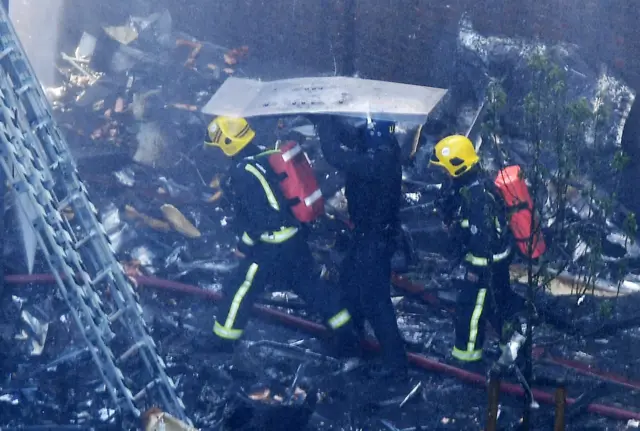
top-left (224, 144), bottom-right (299, 255)
top-left (440, 167), bottom-right (512, 268)
top-left (315, 116), bottom-right (402, 233)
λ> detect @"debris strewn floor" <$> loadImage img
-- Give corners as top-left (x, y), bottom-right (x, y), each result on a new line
top-left (1, 7), bottom-right (640, 431)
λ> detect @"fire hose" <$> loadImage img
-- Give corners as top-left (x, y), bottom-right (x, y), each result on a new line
top-left (4, 272), bottom-right (640, 422)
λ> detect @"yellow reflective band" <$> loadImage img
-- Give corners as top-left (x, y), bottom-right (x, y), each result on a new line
top-left (245, 164), bottom-right (279, 211)
top-left (467, 288), bottom-right (486, 352)
top-left (452, 346), bottom-right (483, 362)
top-left (222, 263), bottom-right (259, 333)
top-left (213, 321), bottom-right (243, 340)
top-left (461, 219), bottom-right (470, 228)
top-left (464, 247), bottom-right (511, 266)
top-left (328, 309), bottom-right (352, 329)
top-left (260, 227), bottom-right (298, 244)
top-left (495, 217), bottom-right (502, 233)
top-left (242, 232), bottom-right (255, 246)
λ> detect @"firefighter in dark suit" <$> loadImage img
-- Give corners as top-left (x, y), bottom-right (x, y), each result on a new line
top-left (204, 116), bottom-right (355, 352)
top-left (314, 115), bottom-right (409, 379)
top-left (430, 135), bottom-right (526, 365)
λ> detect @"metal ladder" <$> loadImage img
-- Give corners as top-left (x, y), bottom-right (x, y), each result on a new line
top-left (0, 6), bottom-right (192, 426)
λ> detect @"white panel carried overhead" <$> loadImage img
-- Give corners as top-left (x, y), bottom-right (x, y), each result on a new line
top-left (201, 77), bottom-right (448, 123)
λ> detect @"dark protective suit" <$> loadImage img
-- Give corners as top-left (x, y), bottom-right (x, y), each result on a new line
top-left (213, 144), bottom-right (353, 343)
top-left (316, 116), bottom-right (408, 372)
top-left (440, 166), bottom-right (525, 362)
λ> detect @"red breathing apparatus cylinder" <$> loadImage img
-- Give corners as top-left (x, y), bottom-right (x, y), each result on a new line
top-left (494, 165), bottom-right (546, 259)
top-left (268, 140), bottom-right (325, 223)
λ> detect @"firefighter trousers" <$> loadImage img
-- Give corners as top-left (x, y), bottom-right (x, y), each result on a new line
top-left (453, 259), bottom-right (526, 362)
top-left (213, 233), bottom-right (353, 342)
top-left (339, 230), bottom-right (408, 370)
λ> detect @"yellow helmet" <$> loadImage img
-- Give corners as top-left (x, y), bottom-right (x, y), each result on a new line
top-left (205, 116), bottom-right (256, 157)
top-left (429, 135), bottom-right (479, 177)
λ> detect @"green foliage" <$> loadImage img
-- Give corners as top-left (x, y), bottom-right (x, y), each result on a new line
top-left (612, 150), bottom-right (631, 172)
top-left (488, 79), bottom-right (507, 110)
top-left (596, 103), bottom-right (611, 126)
top-left (482, 47), bottom-right (630, 431)
top-left (623, 212), bottom-right (637, 244)
top-left (599, 300), bottom-right (614, 318)
top-left (482, 79), bottom-right (508, 144)
top-left (567, 98), bottom-right (593, 124)
top-left (484, 49), bottom-right (629, 313)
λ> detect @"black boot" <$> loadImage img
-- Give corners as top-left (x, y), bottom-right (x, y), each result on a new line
top-left (189, 331), bottom-right (236, 355)
top-left (325, 328), bottom-right (364, 359)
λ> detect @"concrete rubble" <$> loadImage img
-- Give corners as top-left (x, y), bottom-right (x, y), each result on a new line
top-left (1, 9), bottom-right (640, 431)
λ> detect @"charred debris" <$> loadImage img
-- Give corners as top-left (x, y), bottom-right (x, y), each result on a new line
top-left (1, 9), bottom-right (640, 431)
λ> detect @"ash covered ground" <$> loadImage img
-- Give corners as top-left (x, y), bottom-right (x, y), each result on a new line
top-left (2, 245), bottom-right (639, 430)
top-left (0, 9), bottom-right (639, 431)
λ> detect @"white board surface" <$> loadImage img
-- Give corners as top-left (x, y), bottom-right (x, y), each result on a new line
top-left (201, 77), bottom-right (448, 123)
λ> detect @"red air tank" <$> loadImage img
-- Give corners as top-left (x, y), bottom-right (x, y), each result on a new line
top-left (494, 165), bottom-right (546, 259)
top-left (268, 141), bottom-right (325, 223)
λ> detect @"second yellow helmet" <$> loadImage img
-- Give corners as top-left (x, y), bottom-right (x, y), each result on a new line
top-left (429, 135), bottom-right (479, 177)
top-left (205, 116), bottom-right (256, 157)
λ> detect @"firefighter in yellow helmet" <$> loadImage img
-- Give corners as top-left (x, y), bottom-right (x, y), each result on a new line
top-left (429, 135), bottom-right (526, 367)
top-left (202, 116), bottom-right (357, 354)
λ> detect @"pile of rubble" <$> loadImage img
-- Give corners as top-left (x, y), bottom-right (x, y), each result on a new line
top-left (49, 10), bottom-right (248, 171)
top-left (2, 10), bottom-right (640, 430)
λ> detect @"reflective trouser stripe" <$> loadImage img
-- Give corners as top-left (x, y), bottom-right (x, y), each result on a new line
top-left (213, 263), bottom-right (259, 340)
top-left (213, 322), bottom-right (243, 340)
top-left (452, 288), bottom-right (486, 362)
top-left (452, 346), bottom-right (483, 362)
top-left (467, 288), bottom-right (486, 352)
top-left (327, 309), bottom-right (352, 329)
